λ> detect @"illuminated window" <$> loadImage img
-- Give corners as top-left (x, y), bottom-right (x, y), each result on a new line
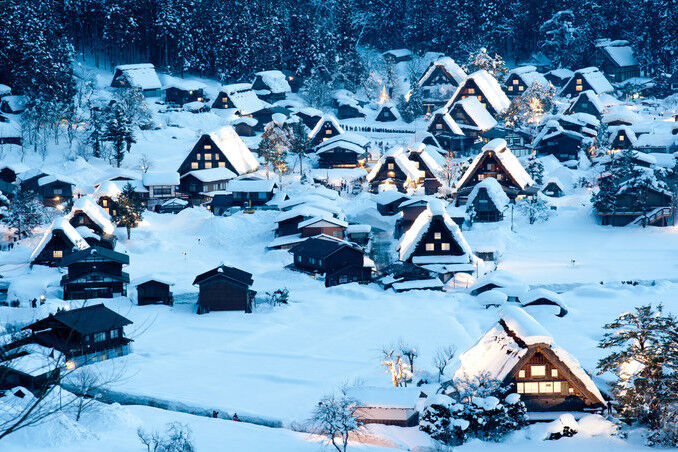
top-left (189, 90), bottom-right (193, 95)
top-left (425, 243), bottom-right (435, 251)
top-left (214, 153), bottom-right (219, 160)
top-left (388, 163), bottom-right (394, 170)
top-left (518, 86), bottom-right (524, 91)
top-left (53, 250), bottom-right (63, 258)
top-left (619, 135), bottom-right (625, 141)
top-left (441, 243), bottom-right (450, 251)
top-left (539, 382), bottom-right (554, 393)
top-left (204, 162), bottom-right (213, 168)
top-left (576, 85), bottom-right (583, 92)
top-left (102, 199), bottom-right (108, 207)
top-left (204, 154), bottom-right (212, 160)
top-left (218, 162), bottom-right (225, 167)
top-left (513, 79), bottom-right (519, 85)
top-left (551, 369), bottom-right (558, 377)
top-left (434, 232), bottom-right (441, 240)
top-left (554, 381), bottom-right (562, 392)
top-left (531, 365), bottom-right (546, 377)
top-left (191, 162), bottom-right (199, 169)
top-left (467, 88), bottom-right (475, 94)
top-left (576, 78), bottom-right (582, 84)
top-left (436, 123), bottom-right (443, 129)
top-left (518, 370), bottom-right (525, 378)
top-left (508, 86), bottom-right (513, 92)
top-left (524, 382), bottom-right (539, 393)
top-left (569, 387), bottom-right (574, 393)
top-left (517, 382), bottom-right (524, 393)
top-left (204, 144), bottom-right (211, 150)
top-left (325, 129), bottom-right (332, 135)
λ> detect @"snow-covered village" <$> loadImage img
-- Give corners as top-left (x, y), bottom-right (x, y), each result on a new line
top-left (0, 0), bottom-right (677, 450)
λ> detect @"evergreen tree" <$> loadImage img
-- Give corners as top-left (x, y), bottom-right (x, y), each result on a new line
top-left (286, 121), bottom-right (310, 176)
top-left (103, 105), bottom-right (134, 167)
top-left (115, 183), bottom-right (145, 239)
top-left (597, 304), bottom-right (678, 434)
top-left (526, 156), bottom-right (544, 185)
top-left (2, 186), bottom-right (48, 238)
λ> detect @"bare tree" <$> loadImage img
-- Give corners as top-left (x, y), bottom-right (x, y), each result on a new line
top-left (398, 341), bottom-right (418, 376)
top-left (381, 347), bottom-right (409, 387)
top-left (433, 345), bottom-right (457, 383)
top-left (66, 362), bottom-right (127, 421)
top-left (138, 422), bottom-right (195, 452)
top-left (308, 392), bottom-right (363, 452)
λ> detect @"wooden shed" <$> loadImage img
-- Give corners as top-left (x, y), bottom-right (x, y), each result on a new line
top-left (193, 265), bottom-right (256, 314)
top-left (133, 277), bottom-right (174, 306)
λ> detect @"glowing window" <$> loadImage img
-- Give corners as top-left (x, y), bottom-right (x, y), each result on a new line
top-left (517, 382), bottom-right (524, 393)
top-left (204, 144), bottom-right (211, 150)
top-left (576, 78), bottom-right (582, 84)
top-left (539, 382), bottom-right (554, 393)
top-left (425, 243), bottom-right (435, 251)
top-left (325, 129), bottom-right (332, 135)
top-left (441, 243), bottom-right (450, 251)
top-left (551, 369), bottom-right (558, 377)
top-left (569, 387), bottom-right (574, 393)
top-left (204, 162), bottom-right (213, 168)
top-left (434, 232), bottom-right (441, 240)
top-left (531, 365), bottom-right (546, 377)
top-left (388, 163), bottom-right (394, 170)
top-left (518, 370), bottom-right (525, 378)
top-left (191, 162), bottom-right (199, 169)
top-left (513, 79), bottom-right (519, 85)
top-left (619, 135), bottom-right (625, 141)
top-left (102, 199), bottom-right (108, 207)
top-left (204, 154), bottom-right (212, 160)
top-left (53, 250), bottom-right (63, 258)
top-left (524, 382), bottom-right (539, 393)
top-left (554, 381), bottom-right (562, 392)
top-left (518, 86), bottom-right (524, 91)
top-left (508, 86), bottom-right (513, 91)
top-left (218, 162), bottom-right (225, 167)
top-left (576, 85), bottom-right (583, 92)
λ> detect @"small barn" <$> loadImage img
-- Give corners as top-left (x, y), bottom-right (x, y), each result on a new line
top-left (251, 70), bottom-right (291, 103)
top-left (212, 83), bottom-right (269, 119)
top-left (299, 216), bottom-right (348, 239)
top-left (193, 265), bottom-right (256, 314)
top-left (290, 237), bottom-right (371, 287)
top-left (406, 143), bottom-right (444, 195)
top-left (455, 306), bottom-right (605, 413)
top-left (164, 77), bottom-right (207, 106)
top-left (179, 167), bottom-right (236, 197)
top-left (295, 108), bottom-right (323, 130)
top-left (110, 64), bottom-right (162, 97)
top-left (520, 288), bottom-right (568, 317)
top-left (133, 277), bottom-right (174, 306)
top-left (541, 178), bottom-right (566, 198)
top-left (382, 49), bottom-right (413, 65)
top-left (0, 95), bottom-right (27, 114)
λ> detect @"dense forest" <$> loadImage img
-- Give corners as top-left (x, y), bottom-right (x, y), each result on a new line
top-left (0, 0), bottom-right (676, 104)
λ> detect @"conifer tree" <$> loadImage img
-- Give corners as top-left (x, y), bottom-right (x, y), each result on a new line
top-left (115, 183), bottom-right (145, 239)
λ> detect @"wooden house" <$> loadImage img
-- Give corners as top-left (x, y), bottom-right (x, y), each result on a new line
top-left (607, 126), bottom-right (637, 151)
top-left (133, 276), bottom-right (173, 306)
top-left (20, 173), bottom-right (75, 207)
top-left (308, 115), bottom-right (344, 147)
top-left (193, 265), bottom-right (255, 314)
top-left (299, 216), bottom-right (348, 239)
top-left (375, 190), bottom-right (410, 216)
top-left (418, 57), bottom-right (467, 114)
top-left (592, 40), bottom-right (640, 83)
top-left (544, 69), bottom-right (574, 88)
top-left (163, 77), bottom-right (206, 106)
top-left (345, 386), bottom-right (421, 427)
top-left (345, 224), bottom-right (371, 246)
top-left (426, 109), bottom-right (465, 152)
top-left (252, 70), bottom-right (291, 103)
top-left (397, 199), bottom-right (479, 281)
top-left (30, 217), bottom-right (90, 267)
top-left (60, 246), bottom-right (130, 300)
top-left (455, 139), bottom-right (536, 203)
top-left (0, 346), bottom-right (61, 392)
top-left (366, 148), bottom-right (422, 193)
top-left (142, 172), bottom-right (180, 210)
top-left (22, 304), bottom-right (133, 368)
top-left (156, 197), bottom-right (188, 214)
top-left (596, 175), bottom-right (674, 226)
top-left (382, 49), bottom-right (413, 65)
top-left (0, 84), bottom-right (11, 97)
top-left (446, 69), bottom-right (510, 117)
top-left (406, 143), bottom-right (445, 195)
top-left (448, 96), bottom-right (498, 140)
top-left (541, 178), bottom-right (566, 197)
top-left (0, 95), bottom-right (27, 114)
top-left (290, 237), bottom-right (371, 287)
top-left (504, 66), bottom-right (549, 98)
top-left (212, 83), bottom-right (270, 122)
top-left (564, 90), bottom-right (605, 118)
top-left (110, 64), bottom-right (162, 97)
top-left (375, 103), bottom-right (400, 122)
top-left (560, 67), bottom-right (614, 97)
top-left (455, 306), bottom-right (605, 413)
top-left (226, 178), bottom-right (277, 207)
top-left (465, 177), bottom-right (510, 222)
top-left (93, 180), bottom-right (121, 218)
top-left (531, 119), bottom-right (595, 162)
top-left (394, 197), bottom-right (434, 238)
top-left (178, 126), bottom-right (259, 177)
top-left (315, 133), bottom-right (370, 168)
top-left (179, 168), bottom-right (236, 198)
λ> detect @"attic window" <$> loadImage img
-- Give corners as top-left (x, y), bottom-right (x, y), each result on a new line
top-left (467, 88), bottom-right (475, 94)
top-left (53, 250), bottom-right (63, 258)
top-left (441, 243), bottom-right (450, 251)
top-left (436, 123), bottom-right (442, 129)
top-left (388, 163), bottom-right (394, 170)
top-left (551, 368), bottom-right (558, 377)
top-left (434, 232), bottom-right (441, 240)
top-left (619, 135), bottom-right (625, 141)
top-left (508, 86), bottom-right (513, 91)
top-left (325, 129), bottom-right (332, 135)
top-left (576, 85), bottom-right (583, 92)
top-left (204, 145), bottom-right (211, 150)
top-left (425, 243), bottom-right (434, 251)
top-left (513, 79), bottom-right (519, 85)
top-left (204, 162), bottom-right (213, 168)
top-left (102, 199), bottom-right (108, 207)
top-left (518, 370), bottom-right (525, 378)
top-left (531, 365), bottom-right (546, 376)
top-left (576, 78), bottom-right (582, 84)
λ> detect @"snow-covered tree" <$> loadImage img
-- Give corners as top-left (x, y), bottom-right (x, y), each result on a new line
top-left (103, 105), bottom-right (135, 167)
top-left (503, 83), bottom-right (556, 130)
top-left (308, 391), bottom-right (362, 452)
top-left (115, 183), bottom-right (145, 239)
top-left (2, 187), bottom-right (49, 238)
top-left (525, 156), bottom-right (545, 185)
top-left (517, 195), bottom-right (551, 224)
top-left (286, 120), bottom-right (310, 176)
top-left (538, 10), bottom-right (583, 68)
top-left (597, 304), bottom-right (678, 436)
top-left (466, 48), bottom-right (509, 83)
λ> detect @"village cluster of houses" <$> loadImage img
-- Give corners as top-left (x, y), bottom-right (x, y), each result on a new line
top-left (1, 39), bottom-right (677, 431)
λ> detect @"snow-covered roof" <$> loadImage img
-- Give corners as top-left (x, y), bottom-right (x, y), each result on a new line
top-left (315, 132), bottom-right (370, 152)
top-left (469, 270), bottom-right (528, 296)
top-left (208, 126), bottom-right (260, 174)
top-left (602, 105), bottom-right (638, 125)
top-left (142, 172), bottom-right (179, 187)
top-left (346, 224), bottom-right (371, 234)
top-left (569, 90), bottom-right (604, 114)
top-left (225, 88), bottom-right (269, 115)
top-left (161, 197), bottom-right (188, 207)
top-left (398, 199), bottom-right (474, 263)
top-left (521, 288), bottom-right (567, 310)
top-left (455, 306), bottom-right (605, 405)
top-left (30, 217), bottom-right (90, 261)
top-left (419, 57), bottom-right (467, 86)
top-left (392, 278), bottom-right (445, 291)
top-left (220, 83), bottom-right (252, 95)
top-left (600, 43), bottom-right (638, 68)
top-left (367, 147), bottom-right (422, 183)
top-left (1, 352), bottom-right (58, 377)
top-left (0, 84), bottom-right (10, 96)
top-left (428, 109), bottom-right (464, 135)
top-left (382, 49), bottom-right (413, 59)
top-left (226, 178), bottom-right (276, 193)
top-left (567, 67), bottom-right (614, 95)
top-left (94, 180), bottom-right (122, 199)
top-left (113, 63), bottom-right (161, 91)
top-left (162, 75), bottom-right (206, 91)
top-left (409, 145), bottom-right (445, 175)
top-left (509, 66), bottom-right (549, 87)
top-left (1, 95), bottom-right (27, 112)
top-left (448, 70), bottom-right (510, 114)
top-left (181, 167), bottom-right (237, 183)
top-left (308, 115), bottom-right (344, 140)
top-left (345, 386), bottom-right (420, 408)
top-left (131, 275), bottom-right (175, 287)
top-left (633, 133), bottom-right (678, 150)
top-left (452, 96), bottom-right (498, 131)
top-left (298, 215), bottom-right (348, 229)
top-left (37, 174), bottom-right (75, 187)
top-left (254, 70), bottom-right (291, 94)
top-left (67, 197), bottom-right (116, 235)
top-left (376, 102), bottom-right (401, 121)
top-left (466, 177), bottom-right (510, 211)
top-left (547, 68), bottom-right (574, 80)
top-left (456, 139), bottom-right (534, 190)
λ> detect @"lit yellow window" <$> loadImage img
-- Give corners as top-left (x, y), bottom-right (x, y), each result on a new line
top-left (554, 381), bottom-right (562, 392)
top-left (434, 232), bottom-right (441, 240)
top-left (441, 243), bottom-right (450, 251)
top-left (518, 370), bottom-right (525, 378)
top-left (204, 144), bottom-right (211, 150)
top-left (387, 163), bottom-right (394, 170)
top-left (619, 135), bottom-right (625, 141)
top-left (551, 369), bottom-right (558, 377)
top-left (518, 86), bottom-right (524, 91)
top-left (576, 85), bottom-right (583, 92)
top-left (53, 250), bottom-right (63, 258)
top-left (102, 199), bottom-right (108, 207)
top-left (531, 365), bottom-right (546, 376)
top-left (513, 79), bottom-right (519, 85)
top-left (325, 129), bottom-right (332, 135)
top-left (576, 78), bottom-right (582, 84)
top-left (191, 162), bottom-right (199, 169)
top-left (425, 243), bottom-right (434, 251)
top-left (204, 162), bottom-right (213, 168)
top-left (508, 86), bottom-right (513, 91)
top-left (218, 162), bottom-right (225, 167)
top-left (204, 154), bottom-right (212, 160)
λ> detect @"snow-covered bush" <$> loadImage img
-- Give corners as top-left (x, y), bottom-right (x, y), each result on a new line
top-left (544, 413), bottom-right (578, 440)
top-left (137, 422), bottom-right (195, 452)
top-left (419, 388), bottom-right (528, 446)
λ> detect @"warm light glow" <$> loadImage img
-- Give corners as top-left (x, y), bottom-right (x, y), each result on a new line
top-left (66, 361), bottom-right (75, 370)
top-left (378, 85), bottom-right (390, 104)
